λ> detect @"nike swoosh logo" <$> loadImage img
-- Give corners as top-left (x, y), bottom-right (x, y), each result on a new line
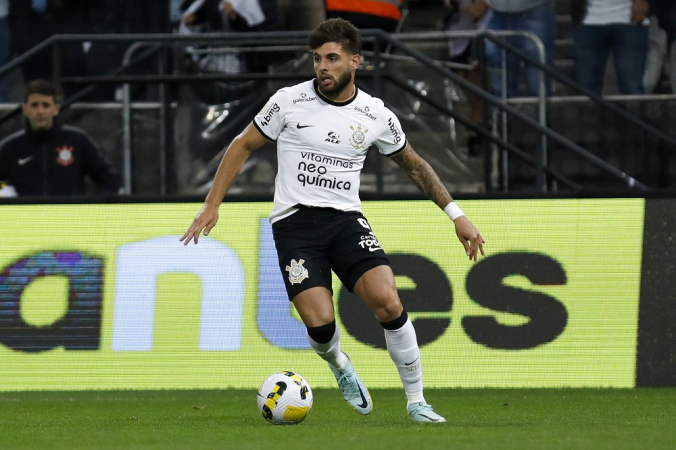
top-left (18, 156), bottom-right (34, 166)
top-left (419, 414), bottom-right (440, 422)
top-left (404, 357), bottom-right (419, 366)
top-left (296, 123), bottom-right (314, 129)
top-left (356, 384), bottom-right (368, 409)
top-left (368, 246), bottom-right (382, 252)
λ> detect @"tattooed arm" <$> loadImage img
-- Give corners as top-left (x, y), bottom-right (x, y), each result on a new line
top-left (391, 142), bottom-right (486, 261)
top-left (390, 143), bottom-right (454, 209)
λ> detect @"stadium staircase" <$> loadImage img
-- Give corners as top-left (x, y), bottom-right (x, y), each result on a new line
top-left (505, 0), bottom-right (676, 191)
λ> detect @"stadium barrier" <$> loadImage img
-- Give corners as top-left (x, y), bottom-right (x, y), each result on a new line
top-left (0, 198), bottom-right (674, 390)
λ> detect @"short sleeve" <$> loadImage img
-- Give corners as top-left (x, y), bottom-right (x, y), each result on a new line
top-left (253, 89), bottom-right (289, 142)
top-left (374, 107), bottom-right (407, 157)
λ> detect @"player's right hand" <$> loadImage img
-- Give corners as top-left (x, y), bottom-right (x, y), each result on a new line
top-left (180, 203), bottom-right (219, 245)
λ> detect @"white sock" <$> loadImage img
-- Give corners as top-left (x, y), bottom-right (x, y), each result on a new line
top-left (384, 318), bottom-right (426, 406)
top-left (306, 325), bottom-right (349, 371)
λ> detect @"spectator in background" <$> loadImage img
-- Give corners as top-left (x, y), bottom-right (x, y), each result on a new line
top-left (9, 0), bottom-right (88, 96)
top-left (649, 0), bottom-right (676, 93)
top-left (572, 0), bottom-right (650, 95)
top-left (85, 0), bottom-right (168, 101)
top-left (0, 80), bottom-right (121, 196)
top-left (443, 0), bottom-right (491, 155)
top-left (222, 0), bottom-right (281, 73)
top-left (180, 0), bottom-right (280, 73)
top-left (483, 0), bottom-right (556, 97)
top-left (0, 0), bottom-right (9, 102)
top-left (181, 0), bottom-right (225, 34)
top-left (171, 0), bottom-right (185, 27)
top-left (278, 0), bottom-right (325, 31)
top-left (325, 0), bottom-right (403, 32)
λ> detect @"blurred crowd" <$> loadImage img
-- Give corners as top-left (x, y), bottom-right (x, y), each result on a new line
top-left (0, 0), bottom-right (675, 102)
top-left (442, 0), bottom-right (676, 97)
top-left (1, 0), bottom-right (676, 198)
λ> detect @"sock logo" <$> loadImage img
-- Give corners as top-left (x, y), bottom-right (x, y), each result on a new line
top-left (404, 356), bottom-right (419, 366)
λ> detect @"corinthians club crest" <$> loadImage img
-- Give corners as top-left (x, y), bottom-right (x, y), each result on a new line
top-left (349, 124), bottom-right (368, 150)
top-left (286, 259), bottom-right (309, 285)
top-left (56, 145), bottom-right (74, 166)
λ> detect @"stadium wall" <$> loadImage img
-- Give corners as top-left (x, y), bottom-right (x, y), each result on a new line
top-left (0, 198), bottom-right (673, 391)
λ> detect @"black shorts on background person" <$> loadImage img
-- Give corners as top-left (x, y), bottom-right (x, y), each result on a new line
top-left (0, 80), bottom-right (121, 197)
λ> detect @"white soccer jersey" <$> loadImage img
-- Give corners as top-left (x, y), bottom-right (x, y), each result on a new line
top-left (253, 79), bottom-right (407, 223)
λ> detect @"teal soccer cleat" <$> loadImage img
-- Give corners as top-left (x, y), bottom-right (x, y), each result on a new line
top-left (407, 402), bottom-right (446, 423)
top-left (330, 353), bottom-right (372, 415)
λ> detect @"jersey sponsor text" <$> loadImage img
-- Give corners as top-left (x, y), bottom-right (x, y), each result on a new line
top-left (300, 151), bottom-right (353, 169)
top-left (387, 117), bottom-right (402, 144)
top-left (260, 103), bottom-right (281, 127)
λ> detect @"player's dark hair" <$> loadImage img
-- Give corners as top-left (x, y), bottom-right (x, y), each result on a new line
top-left (308, 18), bottom-right (362, 55)
top-left (24, 80), bottom-right (63, 104)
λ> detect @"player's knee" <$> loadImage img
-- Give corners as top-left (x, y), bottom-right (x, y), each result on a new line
top-left (372, 298), bottom-right (403, 323)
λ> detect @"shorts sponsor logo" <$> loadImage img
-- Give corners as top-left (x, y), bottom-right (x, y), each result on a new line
top-left (354, 105), bottom-right (376, 121)
top-left (259, 103), bottom-right (281, 127)
top-left (293, 92), bottom-right (317, 104)
top-left (358, 232), bottom-right (382, 252)
top-left (387, 117), bottom-right (402, 144)
top-left (286, 259), bottom-right (309, 285)
top-left (349, 124), bottom-right (368, 150)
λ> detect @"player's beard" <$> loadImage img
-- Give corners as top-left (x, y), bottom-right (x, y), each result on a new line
top-left (317, 68), bottom-right (352, 98)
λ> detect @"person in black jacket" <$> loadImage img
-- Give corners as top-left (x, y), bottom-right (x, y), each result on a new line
top-left (0, 80), bottom-right (121, 197)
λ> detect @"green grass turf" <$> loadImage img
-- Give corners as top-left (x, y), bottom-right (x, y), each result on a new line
top-left (1, 389), bottom-right (675, 450)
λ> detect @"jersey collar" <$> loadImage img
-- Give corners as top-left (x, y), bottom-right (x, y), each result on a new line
top-left (312, 79), bottom-right (358, 107)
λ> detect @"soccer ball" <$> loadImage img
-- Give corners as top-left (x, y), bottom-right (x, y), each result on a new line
top-left (257, 371), bottom-right (313, 425)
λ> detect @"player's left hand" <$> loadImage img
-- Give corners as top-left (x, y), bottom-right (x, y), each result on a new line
top-left (453, 216), bottom-right (485, 261)
top-left (180, 203), bottom-right (219, 245)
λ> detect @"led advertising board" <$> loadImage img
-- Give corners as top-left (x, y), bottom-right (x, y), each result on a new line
top-left (0, 200), bottom-right (644, 390)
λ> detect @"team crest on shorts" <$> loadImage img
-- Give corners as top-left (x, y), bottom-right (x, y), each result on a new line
top-left (286, 259), bottom-right (309, 285)
top-left (349, 124), bottom-right (368, 150)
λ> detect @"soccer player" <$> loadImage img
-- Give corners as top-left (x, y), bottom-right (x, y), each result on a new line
top-left (181, 18), bottom-right (485, 423)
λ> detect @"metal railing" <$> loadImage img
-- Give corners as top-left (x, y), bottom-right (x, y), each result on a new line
top-left (477, 32), bottom-right (676, 190)
top-left (389, 30), bottom-right (549, 191)
top-left (1, 29), bottom-right (663, 194)
top-left (378, 30), bottom-right (646, 190)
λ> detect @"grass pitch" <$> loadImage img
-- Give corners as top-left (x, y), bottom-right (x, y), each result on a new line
top-left (1, 389), bottom-right (675, 450)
